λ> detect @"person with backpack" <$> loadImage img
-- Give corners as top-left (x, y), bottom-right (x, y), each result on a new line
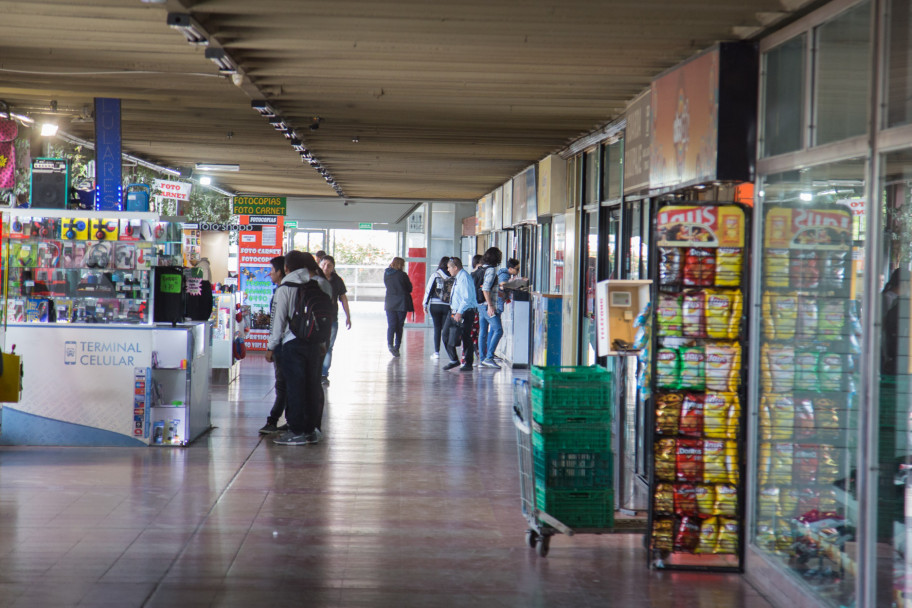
top-left (259, 255), bottom-right (288, 435)
top-left (477, 247), bottom-right (504, 368)
top-left (265, 250), bottom-right (333, 446)
top-left (384, 257), bottom-right (413, 357)
top-left (441, 256), bottom-right (478, 371)
top-left (422, 256), bottom-right (453, 359)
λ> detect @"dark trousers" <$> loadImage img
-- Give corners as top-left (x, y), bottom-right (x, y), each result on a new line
top-left (267, 349), bottom-right (286, 425)
top-left (429, 303), bottom-right (450, 353)
top-left (278, 338), bottom-right (325, 435)
top-left (386, 310), bottom-right (407, 348)
top-left (443, 309), bottom-right (476, 365)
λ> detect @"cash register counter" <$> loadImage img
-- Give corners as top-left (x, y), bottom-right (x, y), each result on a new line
top-left (0, 322), bottom-right (211, 446)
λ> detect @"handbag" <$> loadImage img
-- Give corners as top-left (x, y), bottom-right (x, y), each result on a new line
top-left (445, 318), bottom-right (463, 348)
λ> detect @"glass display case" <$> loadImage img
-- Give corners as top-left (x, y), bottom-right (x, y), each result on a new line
top-left (3, 210), bottom-right (184, 324)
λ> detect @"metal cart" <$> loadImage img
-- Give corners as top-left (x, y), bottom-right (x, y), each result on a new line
top-left (512, 377), bottom-right (573, 557)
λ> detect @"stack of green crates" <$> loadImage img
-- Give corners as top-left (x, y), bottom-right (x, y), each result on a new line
top-left (531, 365), bottom-right (614, 529)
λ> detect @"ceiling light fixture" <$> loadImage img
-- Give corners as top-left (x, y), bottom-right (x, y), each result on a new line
top-left (199, 176), bottom-right (212, 186)
top-left (268, 117), bottom-right (289, 131)
top-left (204, 47), bottom-right (237, 74)
top-left (251, 100), bottom-right (276, 117)
top-left (40, 122), bottom-right (59, 137)
top-left (290, 139), bottom-right (307, 152)
top-left (166, 13), bottom-right (208, 46)
top-left (195, 163), bottom-right (239, 172)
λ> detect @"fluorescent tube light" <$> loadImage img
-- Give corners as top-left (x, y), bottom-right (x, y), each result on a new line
top-left (195, 163), bottom-right (239, 172)
top-left (167, 13), bottom-right (208, 46)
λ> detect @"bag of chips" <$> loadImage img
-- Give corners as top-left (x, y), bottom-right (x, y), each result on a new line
top-left (657, 348), bottom-right (681, 389)
top-left (790, 250), bottom-right (820, 289)
top-left (793, 445), bottom-right (818, 484)
top-left (757, 487), bottom-right (780, 518)
top-left (765, 249), bottom-right (790, 288)
top-left (679, 346), bottom-right (706, 391)
top-left (715, 248), bottom-right (743, 287)
top-left (695, 484), bottom-right (715, 516)
top-left (682, 291), bottom-right (707, 338)
top-left (715, 484), bottom-right (738, 518)
top-left (758, 442), bottom-right (772, 486)
top-left (818, 354), bottom-right (845, 392)
top-left (652, 517), bottom-right (674, 552)
top-left (817, 445), bottom-right (840, 485)
top-left (769, 394), bottom-right (794, 440)
top-left (796, 296), bottom-right (819, 339)
top-left (655, 392), bottom-right (683, 435)
top-left (674, 483), bottom-right (698, 516)
top-left (705, 343), bottom-right (741, 392)
top-left (675, 438), bottom-right (703, 483)
top-left (703, 440), bottom-right (728, 483)
top-left (705, 290), bottom-right (743, 339)
top-left (821, 249), bottom-right (849, 292)
top-left (770, 443), bottom-right (794, 485)
top-left (780, 488), bottom-right (799, 519)
top-left (715, 518), bottom-right (739, 554)
top-left (683, 247), bottom-right (716, 287)
top-left (655, 438), bottom-right (677, 481)
top-left (674, 516), bottom-right (702, 553)
top-left (819, 299), bottom-right (846, 341)
top-left (678, 393), bottom-right (704, 437)
top-left (654, 483), bottom-right (675, 514)
top-left (725, 440), bottom-right (740, 485)
top-left (759, 395), bottom-right (773, 441)
top-left (704, 392), bottom-right (737, 440)
top-left (696, 517), bottom-right (720, 554)
top-left (657, 293), bottom-right (684, 337)
top-left (814, 397), bottom-right (842, 441)
top-left (659, 247), bottom-right (683, 285)
top-left (794, 398), bottom-right (815, 440)
top-left (755, 520), bottom-right (777, 550)
top-left (761, 345), bottom-right (795, 393)
top-left (762, 293), bottom-right (798, 340)
top-left (795, 351), bottom-right (819, 393)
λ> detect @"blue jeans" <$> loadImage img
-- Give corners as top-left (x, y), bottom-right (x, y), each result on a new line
top-left (322, 321), bottom-right (339, 378)
top-left (478, 307), bottom-right (503, 361)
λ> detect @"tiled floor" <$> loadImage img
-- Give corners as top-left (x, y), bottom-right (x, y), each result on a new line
top-left (0, 303), bottom-right (775, 607)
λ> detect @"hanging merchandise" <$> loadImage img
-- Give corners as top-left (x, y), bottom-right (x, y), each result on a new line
top-left (0, 117), bottom-right (17, 189)
top-left (647, 203), bottom-right (749, 571)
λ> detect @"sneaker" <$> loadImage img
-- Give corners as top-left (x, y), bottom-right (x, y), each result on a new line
top-left (272, 430), bottom-right (296, 442)
top-left (321, 376), bottom-right (330, 386)
top-left (276, 423), bottom-right (289, 432)
top-left (443, 361), bottom-right (460, 370)
top-left (394, 347), bottom-right (400, 357)
top-left (459, 364), bottom-right (473, 372)
top-left (430, 352), bottom-right (440, 360)
top-left (258, 422), bottom-right (279, 434)
top-left (273, 432), bottom-right (319, 446)
top-left (481, 359), bottom-right (500, 369)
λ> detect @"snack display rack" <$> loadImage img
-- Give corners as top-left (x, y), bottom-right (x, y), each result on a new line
top-left (752, 204), bottom-right (859, 595)
top-left (646, 202), bottom-right (750, 570)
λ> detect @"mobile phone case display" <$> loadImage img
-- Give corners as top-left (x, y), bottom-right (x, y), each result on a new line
top-left (3, 214), bottom-right (182, 324)
top-left (753, 205), bottom-right (859, 585)
top-left (149, 323), bottom-right (212, 446)
top-left (211, 292), bottom-right (242, 381)
top-left (647, 204), bottom-right (749, 570)
top-left (181, 228), bottom-right (200, 267)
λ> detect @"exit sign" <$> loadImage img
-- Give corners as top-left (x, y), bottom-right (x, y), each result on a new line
top-left (284, 220), bottom-right (297, 229)
top-left (358, 222), bottom-right (373, 230)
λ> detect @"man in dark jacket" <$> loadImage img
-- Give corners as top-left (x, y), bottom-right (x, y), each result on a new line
top-left (383, 256), bottom-right (412, 357)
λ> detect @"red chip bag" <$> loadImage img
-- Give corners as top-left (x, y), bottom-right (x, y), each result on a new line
top-left (676, 439), bottom-right (703, 483)
top-left (678, 393), bottom-right (704, 437)
top-left (674, 484), bottom-right (698, 517)
top-left (683, 247), bottom-right (716, 287)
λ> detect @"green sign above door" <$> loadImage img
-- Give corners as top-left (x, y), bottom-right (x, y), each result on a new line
top-left (358, 222), bottom-right (372, 230)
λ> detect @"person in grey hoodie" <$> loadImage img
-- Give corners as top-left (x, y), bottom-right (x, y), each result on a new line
top-left (383, 256), bottom-right (413, 357)
top-left (266, 250), bottom-right (333, 446)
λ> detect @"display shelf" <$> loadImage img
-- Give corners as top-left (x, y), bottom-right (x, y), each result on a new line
top-left (8, 208), bottom-right (159, 221)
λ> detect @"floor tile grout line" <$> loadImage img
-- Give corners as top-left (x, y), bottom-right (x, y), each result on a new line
top-left (139, 434), bottom-right (269, 608)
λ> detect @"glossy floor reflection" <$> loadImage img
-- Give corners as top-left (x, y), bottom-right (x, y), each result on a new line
top-left (0, 303), bottom-right (774, 607)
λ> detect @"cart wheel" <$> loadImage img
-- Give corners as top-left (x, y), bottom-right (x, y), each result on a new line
top-left (526, 530), bottom-right (538, 548)
top-left (536, 535), bottom-right (550, 557)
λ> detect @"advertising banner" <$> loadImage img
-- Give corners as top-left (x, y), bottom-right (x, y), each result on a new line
top-left (233, 196), bottom-right (287, 216)
top-left (94, 97), bottom-right (123, 211)
top-left (656, 205), bottom-right (745, 248)
top-left (238, 214), bottom-right (284, 351)
top-left (153, 179), bottom-right (192, 201)
top-left (624, 91), bottom-right (652, 193)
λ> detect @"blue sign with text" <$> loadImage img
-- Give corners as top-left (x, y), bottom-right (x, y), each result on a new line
top-left (94, 97), bottom-right (122, 211)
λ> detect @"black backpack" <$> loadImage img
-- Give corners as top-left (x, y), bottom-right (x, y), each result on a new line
top-left (471, 265), bottom-right (487, 304)
top-left (435, 274), bottom-right (456, 304)
top-left (284, 280), bottom-right (333, 344)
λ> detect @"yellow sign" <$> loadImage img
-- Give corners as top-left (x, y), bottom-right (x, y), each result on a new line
top-left (233, 196), bottom-right (287, 216)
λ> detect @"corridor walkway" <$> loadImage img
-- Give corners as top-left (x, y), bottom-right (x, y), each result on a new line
top-left (0, 303), bottom-right (774, 607)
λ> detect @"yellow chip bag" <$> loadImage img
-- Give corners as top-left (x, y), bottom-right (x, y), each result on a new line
top-left (767, 293), bottom-right (798, 340)
top-left (715, 518), bottom-right (739, 554)
top-left (715, 484), bottom-right (738, 518)
top-left (780, 488), bottom-right (800, 518)
top-left (769, 394), bottom-right (795, 440)
top-left (765, 249), bottom-right (790, 288)
top-left (756, 519), bottom-right (777, 551)
top-left (705, 344), bottom-right (741, 392)
top-left (757, 486), bottom-right (780, 518)
top-left (758, 442), bottom-right (772, 486)
top-left (715, 248), bottom-right (743, 287)
top-left (703, 440), bottom-right (728, 484)
top-left (761, 345), bottom-right (795, 393)
top-left (696, 517), bottom-right (719, 554)
top-left (725, 440), bottom-right (740, 485)
top-left (704, 392), bottom-right (733, 439)
top-left (695, 484), bottom-right (715, 516)
top-left (770, 443), bottom-right (794, 486)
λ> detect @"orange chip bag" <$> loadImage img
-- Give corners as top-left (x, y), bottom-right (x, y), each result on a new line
top-left (695, 484), bottom-right (715, 516)
top-left (703, 440), bottom-right (728, 483)
top-left (705, 343), bottom-right (741, 392)
top-left (715, 484), bottom-right (738, 518)
top-left (715, 518), bottom-right (739, 554)
top-left (675, 439), bottom-right (703, 483)
top-left (696, 517), bottom-right (719, 554)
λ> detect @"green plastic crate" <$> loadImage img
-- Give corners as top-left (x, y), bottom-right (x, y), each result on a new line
top-left (533, 448), bottom-right (612, 489)
top-left (530, 366), bottom-right (613, 425)
top-left (534, 482), bottom-right (614, 529)
top-left (532, 420), bottom-right (611, 451)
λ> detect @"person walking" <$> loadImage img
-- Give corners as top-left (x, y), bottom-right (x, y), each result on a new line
top-left (478, 247), bottom-right (504, 368)
top-left (468, 254), bottom-right (483, 364)
top-left (319, 255), bottom-right (351, 386)
top-left (259, 255), bottom-right (288, 434)
top-left (441, 256), bottom-right (477, 371)
top-left (384, 256), bottom-right (412, 357)
top-left (266, 250), bottom-right (332, 446)
top-left (422, 256), bottom-right (452, 360)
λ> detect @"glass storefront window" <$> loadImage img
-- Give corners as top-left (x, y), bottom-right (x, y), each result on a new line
top-left (813, 1), bottom-right (871, 146)
top-left (877, 148), bottom-right (912, 606)
top-left (602, 140), bottom-right (624, 201)
top-left (762, 35), bottom-right (806, 157)
top-left (551, 215), bottom-right (565, 295)
top-left (584, 148), bottom-right (599, 206)
top-left (753, 158), bottom-right (867, 608)
top-left (886, 0), bottom-right (912, 128)
top-left (581, 211), bottom-right (599, 365)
